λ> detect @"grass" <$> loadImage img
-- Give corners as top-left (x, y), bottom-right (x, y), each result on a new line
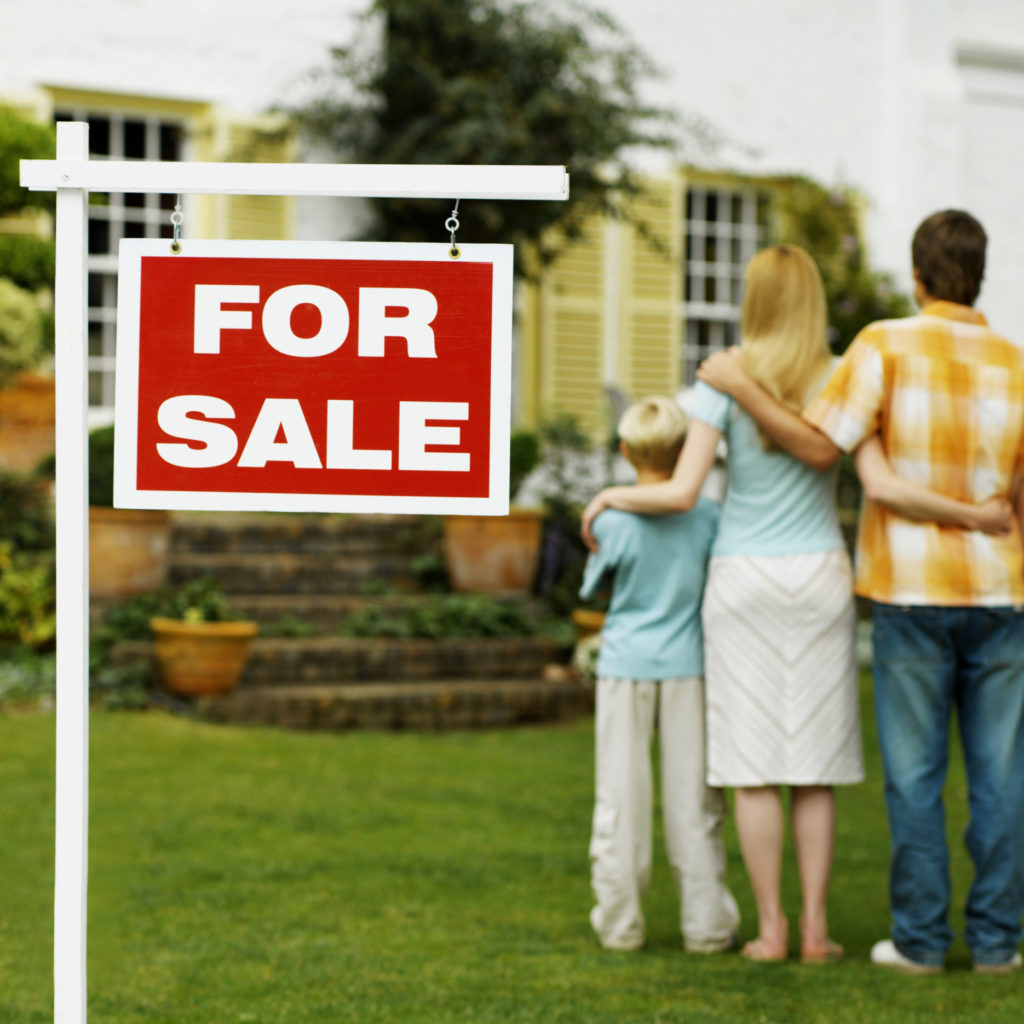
top-left (0, 677), bottom-right (1020, 1023)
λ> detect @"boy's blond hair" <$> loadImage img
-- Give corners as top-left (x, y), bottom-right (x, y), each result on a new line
top-left (617, 395), bottom-right (688, 473)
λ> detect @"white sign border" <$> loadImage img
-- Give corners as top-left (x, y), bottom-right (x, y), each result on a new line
top-left (114, 239), bottom-right (513, 515)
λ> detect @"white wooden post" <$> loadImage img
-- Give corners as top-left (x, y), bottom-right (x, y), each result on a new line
top-left (22, 128), bottom-right (567, 1024)
top-left (51, 121), bottom-right (91, 1024)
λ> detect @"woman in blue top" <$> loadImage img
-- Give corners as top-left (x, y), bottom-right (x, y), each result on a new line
top-left (581, 245), bottom-right (1010, 964)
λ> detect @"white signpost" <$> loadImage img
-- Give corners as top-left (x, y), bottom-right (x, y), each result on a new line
top-left (21, 121), bottom-right (568, 1024)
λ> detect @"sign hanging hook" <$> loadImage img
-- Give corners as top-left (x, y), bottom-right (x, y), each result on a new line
top-left (169, 195), bottom-right (184, 254)
top-left (446, 199), bottom-right (461, 259)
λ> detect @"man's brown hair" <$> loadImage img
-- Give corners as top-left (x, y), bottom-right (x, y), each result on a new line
top-left (911, 210), bottom-right (987, 306)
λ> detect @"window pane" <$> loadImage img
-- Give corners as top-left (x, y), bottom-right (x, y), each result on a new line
top-left (88, 322), bottom-right (105, 359)
top-left (88, 371), bottom-right (105, 407)
top-left (160, 123), bottom-right (182, 161)
top-left (124, 193), bottom-right (145, 208)
top-left (124, 119), bottom-right (146, 158)
top-left (88, 219), bottom-right (110, 253)
top-left (88, 117), bottom-right (110, 156)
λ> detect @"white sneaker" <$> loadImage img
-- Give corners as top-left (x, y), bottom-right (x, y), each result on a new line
top-left (686, 931), bottom-right (740, 954)
top-left (870, 938), bottom-right (943, 975)
top-left (973, 951), bottom-right (1023, 975)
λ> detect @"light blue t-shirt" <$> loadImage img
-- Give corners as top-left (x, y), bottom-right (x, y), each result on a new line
top-left (578, 499), bottom-right (720, 680)
top-left (690, 380), bottom-right (843, 557)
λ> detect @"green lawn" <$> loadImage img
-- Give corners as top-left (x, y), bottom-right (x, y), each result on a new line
top-left (0, 678), bottom-right (1020, 1023)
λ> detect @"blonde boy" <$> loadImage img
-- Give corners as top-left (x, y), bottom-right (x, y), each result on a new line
top-left (580, 396), bottom-right (739, 952)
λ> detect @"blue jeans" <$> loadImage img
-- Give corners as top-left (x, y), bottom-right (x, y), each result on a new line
top-left (872, 603), bottom-right (1024, 967)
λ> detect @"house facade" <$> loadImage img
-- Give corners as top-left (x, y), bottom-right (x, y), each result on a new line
top-left (3, 0), bottom-right (1023, 435)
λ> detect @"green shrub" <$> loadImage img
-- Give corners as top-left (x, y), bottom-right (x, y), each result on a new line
top-left (0, 469), bottom-right (53, 551)
top-left (509, 428), bottom-right (541, 502)
top-left (87, 424), bottom-right (116, 506)
top-left (0, 277), bottom-right (45, 385)
top-left (0, 235), bottom-right (55, 294)
top-left (35, 424), bottom-right (116, 505)
top-left (0, 541), bottom-right (56, 650)
top-left (339, 594), bottom-right (535, 639)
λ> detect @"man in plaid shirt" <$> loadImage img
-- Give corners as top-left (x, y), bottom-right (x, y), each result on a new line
top-left (697, 210), bottom-right (1024, 975)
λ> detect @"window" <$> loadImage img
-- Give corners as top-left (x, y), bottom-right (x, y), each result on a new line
top-left (54, 109), bottom-right (184, 418)
top-left (681, 185), bottom-right (768, 383)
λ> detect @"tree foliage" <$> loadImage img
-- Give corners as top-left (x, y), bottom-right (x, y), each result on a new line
top-left (284, 0), bottom-right (684, 274)
top-left (772, 176), bottom-right (912, 353)
top-left (0, 107), bottom-right (55, 368)
top-left (0, 107), bottom-right (54, 218)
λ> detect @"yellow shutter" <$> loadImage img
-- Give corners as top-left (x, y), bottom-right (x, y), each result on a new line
top-left (519, 215), bottom-right (608, 437)
top-left (194, 113), bottom-right (295, 241)
top-left (618, 177), bottom-right (682, 402)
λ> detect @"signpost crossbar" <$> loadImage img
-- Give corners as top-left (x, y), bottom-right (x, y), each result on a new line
top-left (21, 159), bottom-right (569, 200)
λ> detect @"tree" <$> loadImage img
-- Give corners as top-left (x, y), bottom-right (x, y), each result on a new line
top-left (0, 108), bottom-right (56, 377)
top-left (0, 107), bottom-right (55, 294)
top-left (284, 0), bottom-right (687, 274)
top-left (771, 176), bottom-right (912, 353)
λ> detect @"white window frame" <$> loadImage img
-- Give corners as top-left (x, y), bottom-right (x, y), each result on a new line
top-left (681, 185), bottom-right (766, 383)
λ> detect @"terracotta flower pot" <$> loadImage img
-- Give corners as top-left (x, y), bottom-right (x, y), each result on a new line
top-left (442, 507), bottom-right (545, 594)
top-left (150, 616), bottom-right (258, 696)
top-left (0, 371), bottom-right (55, 471)
top-left (571, 608), bottom-right (606, 640)
top-left (90, 507), bottom-right (172, 598)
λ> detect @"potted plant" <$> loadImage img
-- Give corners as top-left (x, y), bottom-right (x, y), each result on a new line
top-left (0, 110), bottom-right (56, 474)
top-left (0, 278), bottom-right (55, 472)
top-left (442, 428), bottom-right (546, 594)
top-left (148, 577), bottom-right (258, 697)
top-left (85, 424), bottom-right (173, 598)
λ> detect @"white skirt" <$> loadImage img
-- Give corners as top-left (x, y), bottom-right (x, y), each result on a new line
top-left (702, 548), bottom-right (864, 787)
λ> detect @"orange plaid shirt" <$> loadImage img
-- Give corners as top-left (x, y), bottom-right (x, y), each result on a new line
top-left (804, 302), bottom-right (1024, 606)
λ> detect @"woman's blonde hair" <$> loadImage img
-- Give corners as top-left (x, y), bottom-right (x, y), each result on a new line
top-left (617, 395), bottom-right (688, 472)
top-left (740, 245), bottom-right (831, 444)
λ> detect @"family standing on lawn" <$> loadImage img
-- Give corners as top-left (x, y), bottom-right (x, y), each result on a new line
top-left (579, 210), bottom-right (1024, 975)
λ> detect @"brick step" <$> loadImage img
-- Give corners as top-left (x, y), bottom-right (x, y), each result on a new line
top-left (170, 511), bottom-right (442, 556)
top-left (93, 592), bottom-right (549, 631)
top-left (115, 634), bottom-right (568, 686)
top-left (167, 551), bottom-right (426, 594)
top-left (191, 678), bottom-right (594, 731)
top-left (219, 593), bottom-right (549, 629)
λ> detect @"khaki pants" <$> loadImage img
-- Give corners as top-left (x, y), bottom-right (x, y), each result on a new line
top-left (589, 676), bottom-right (740, 951)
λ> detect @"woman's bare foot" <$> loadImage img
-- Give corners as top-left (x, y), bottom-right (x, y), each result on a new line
top-left (741, 920), bottom-right (788, 962)
top-left (800, 916), bottom-right (843, 963)
top-left (801, 937), bottom-right (844, 964)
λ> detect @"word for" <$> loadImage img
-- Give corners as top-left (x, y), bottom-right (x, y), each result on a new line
top-left (194, 285), bottom-right (438, 358)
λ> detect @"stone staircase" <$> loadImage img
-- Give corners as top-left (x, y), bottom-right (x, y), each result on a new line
top-left (142, 511), bottom-right (593, 730)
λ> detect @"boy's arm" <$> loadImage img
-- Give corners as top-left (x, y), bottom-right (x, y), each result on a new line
top-left (697, 348), bottom-right (842, 470)
top-left (854, 436), bottom-right (1013, 534)
top-left (580, 421), bottom-right (721, 552)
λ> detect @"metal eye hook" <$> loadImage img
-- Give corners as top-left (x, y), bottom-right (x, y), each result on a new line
top-left (446, 199), bottom-right (461, 259)
top-left (169, 195), bottom-right (184, 254)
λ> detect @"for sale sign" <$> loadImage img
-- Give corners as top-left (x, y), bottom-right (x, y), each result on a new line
top-left (114, 240), bottom-right (513, 514)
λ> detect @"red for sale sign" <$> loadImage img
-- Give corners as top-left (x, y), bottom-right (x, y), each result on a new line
top-left (114, 240), bottom-right (513, 514)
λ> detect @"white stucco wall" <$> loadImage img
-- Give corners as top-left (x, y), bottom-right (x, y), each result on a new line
top-left (4, 0), bottom-right (1024, 336)
top-left (621, 0), bottom-right (1024, 336)
top-left (0, 0), bottom-right (365, 114)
